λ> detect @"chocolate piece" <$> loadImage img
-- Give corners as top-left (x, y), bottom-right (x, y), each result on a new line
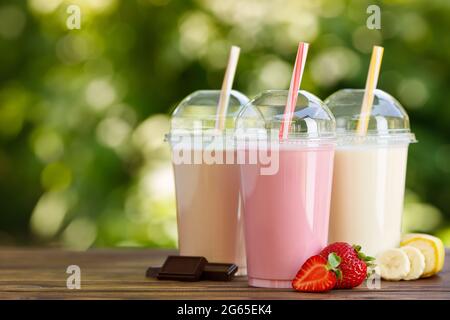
top-left (156, 256), bottom-right (207, 281)
top-left (145, 257), bottom-right (238, 282)
top-left (202, 263), bottom-right (238, 281)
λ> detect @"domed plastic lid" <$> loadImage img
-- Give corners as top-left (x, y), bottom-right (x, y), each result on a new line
top-left (236, 90), bottom-right (335, 142)
top-left (169, 90), bottom-right (249, 136)
top-left (325, 89), bottom-right (416, 144)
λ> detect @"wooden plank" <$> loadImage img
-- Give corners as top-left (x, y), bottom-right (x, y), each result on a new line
top-left (0, 248), bottom-right (449, 300)
top-left (0, 290), bottom-right (449, 300)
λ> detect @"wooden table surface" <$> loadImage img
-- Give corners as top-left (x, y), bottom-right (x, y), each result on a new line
top-left (0, 248), bottom-right (449, 300)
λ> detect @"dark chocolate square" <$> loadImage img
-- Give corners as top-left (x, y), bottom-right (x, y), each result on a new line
top-left (157, 256), bottom-right (207, 281)
top-left (201, 263), bottom-right (238, 281)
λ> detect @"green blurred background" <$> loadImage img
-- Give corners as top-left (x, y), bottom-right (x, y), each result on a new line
top-left (0, 0), bottom-right (449, 249)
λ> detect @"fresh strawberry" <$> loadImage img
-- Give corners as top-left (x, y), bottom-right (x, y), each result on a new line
top-left (335, 256), bottom-right (367, 288)
top-left (292, 253), bottom-right (341, 293)
top-left (320, 242), bottom-right (357, 261)
top-left (320, 242), bottom-right (375, 289)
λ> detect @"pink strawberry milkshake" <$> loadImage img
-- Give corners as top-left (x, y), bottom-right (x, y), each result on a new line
top-left (240, 144), bottom-right (335, 288)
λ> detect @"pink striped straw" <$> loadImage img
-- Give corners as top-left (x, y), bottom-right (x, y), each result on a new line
top-left (279, 42), bottom-right (309, 141)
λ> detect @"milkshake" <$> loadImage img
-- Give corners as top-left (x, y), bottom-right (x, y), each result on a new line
top-left (240, 144), bottom-right (334, 288)
top-left (236, 90), bottom-right (336, 288)
top-left (168, 90), bottom-right (249, 273)
top-left (329, 145), bottom-right (408, 255)
top-left (325, 89), bottom-right (416, 257)
top-left (173, 149), bottom-right (246, 270)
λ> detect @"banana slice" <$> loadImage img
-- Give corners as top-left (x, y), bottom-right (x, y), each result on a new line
top-left (400, 246), bottom-right (426, 280)
top-left (377, 248), bottom-right (410, 281)
top-left (401, 233), bottom-right (445, 278)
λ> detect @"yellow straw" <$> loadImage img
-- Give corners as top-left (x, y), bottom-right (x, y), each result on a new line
top-left (356, 46), bottom-right (384, 136)
top-left (216, 46), bottom-right (241, 131)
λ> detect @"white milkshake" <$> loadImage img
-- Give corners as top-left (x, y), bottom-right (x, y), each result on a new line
top-left (325, 89), bottom-right (416, 257)
top-left (329, 145), bottom-right (408, 256)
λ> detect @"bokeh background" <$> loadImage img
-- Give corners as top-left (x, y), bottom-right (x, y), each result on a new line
top-left (0, 0), bottom-right (449, 249)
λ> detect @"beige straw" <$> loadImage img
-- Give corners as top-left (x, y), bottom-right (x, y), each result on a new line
top-left (356, 46), bottom-right (384, 136)
top-left (215, 46), bottom-right (241, 131)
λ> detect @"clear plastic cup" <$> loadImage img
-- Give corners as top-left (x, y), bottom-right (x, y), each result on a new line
top-left (236, 90), bottom-right (336, 288)
top-left (167, 90), bottom-right (249, 274)
top-left (325, 89), bottom-right (417, 257)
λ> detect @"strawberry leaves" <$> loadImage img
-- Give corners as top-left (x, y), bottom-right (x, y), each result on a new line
top-left (326, 253), bottom-right (342, 280)
top-left (353, 244), bottom-right (377, 268)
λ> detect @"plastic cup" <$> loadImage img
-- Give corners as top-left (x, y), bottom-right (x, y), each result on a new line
top-left (325, 89), bottom-right (416, 257)
top-left (236, 90), bottom-right (336, 288)
top-left (167, 90), bottom-right (249, 274)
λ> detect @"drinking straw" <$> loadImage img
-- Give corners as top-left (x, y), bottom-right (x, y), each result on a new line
top-left (356, 45), bottom-right (384, 136)
top-left (279, 42), bottom-right (309, 141)
top-left (215, 46), bottom-right (241, 131)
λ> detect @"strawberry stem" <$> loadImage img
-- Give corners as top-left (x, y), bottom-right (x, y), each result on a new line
top-left (353, 244), bottom-right (377, 268)
top-left (326, 253), bottom-right (341, 274)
